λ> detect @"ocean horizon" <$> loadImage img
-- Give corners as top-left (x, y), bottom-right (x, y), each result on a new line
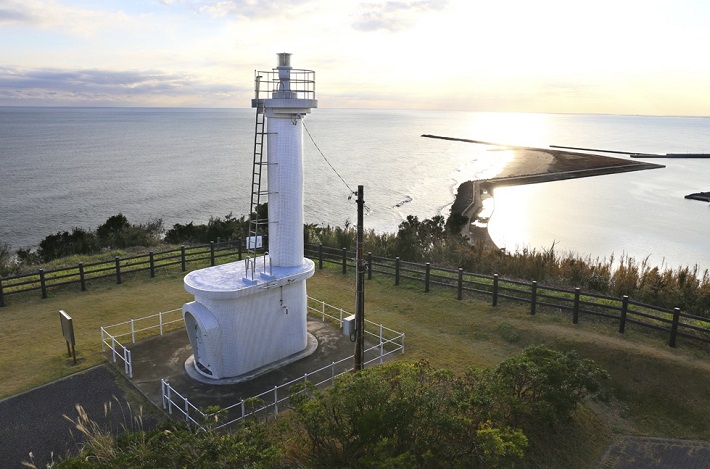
top-left (1, 107), bottom-right (709, 272)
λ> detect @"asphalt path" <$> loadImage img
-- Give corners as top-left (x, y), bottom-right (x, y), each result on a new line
top-left (0, 364), bottom-right (158, 468)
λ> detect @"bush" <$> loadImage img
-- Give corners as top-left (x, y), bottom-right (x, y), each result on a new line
top-left (96, 213), bottom-right (130, 244)
top-left (97, 214), bottom-right (163, 249)
top-left (286, 347), bottom-right (606, 469)
top-left (54, 416), bottom-right (280, 468)
top-left (478, 346), bottom-right (609, 430)
top-left (37, 228), bottom-right (100, 262)
top-left (288, 360), bottom-right (527, 468)
top-left (164, 213), bottom-right (247, 245)
top-left (49, 347), bottom-right (606, 468)
top-left (15, 214), bottom-right (164, 265)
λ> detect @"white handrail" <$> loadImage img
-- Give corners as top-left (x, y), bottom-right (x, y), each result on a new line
top-left (102, 298), bottom-right (404, 429)
top-left (160, 299), bottom-right (405, 431)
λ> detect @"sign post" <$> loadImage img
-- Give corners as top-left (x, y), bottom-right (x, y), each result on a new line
top-left (59, 310), bottom-right (76, 364)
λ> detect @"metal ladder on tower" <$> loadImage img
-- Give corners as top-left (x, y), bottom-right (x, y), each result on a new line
top-left (246, 79), bottom-right (268, 273)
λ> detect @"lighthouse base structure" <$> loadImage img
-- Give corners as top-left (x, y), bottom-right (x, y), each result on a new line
top-left (182, 257), bottom-right (316, 381)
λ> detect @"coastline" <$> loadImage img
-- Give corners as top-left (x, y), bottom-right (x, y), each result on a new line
top-left (448, 144), bottom-right (665, 249)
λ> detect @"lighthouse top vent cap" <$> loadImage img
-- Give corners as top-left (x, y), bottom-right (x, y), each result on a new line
top-left (277, 52), bottom-right (291, 68)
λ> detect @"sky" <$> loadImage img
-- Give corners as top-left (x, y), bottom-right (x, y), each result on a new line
top-left (1, 0), bottom-right (710, 116)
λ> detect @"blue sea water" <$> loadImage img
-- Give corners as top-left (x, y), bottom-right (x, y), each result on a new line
top-left (1, 107), bottom-right (709, 272)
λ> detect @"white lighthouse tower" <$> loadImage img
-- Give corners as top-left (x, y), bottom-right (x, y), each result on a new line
top-left (181, 53), bottom-right (318, 381)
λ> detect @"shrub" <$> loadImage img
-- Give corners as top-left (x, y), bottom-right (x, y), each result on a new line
top-left (476, 346), bottom-right (609, 430)
top-left (97, 214), bottom-right (163, 249)
top-left (53, 412), bottom-right (280, 468)
top-left (49, 348), bottom-right (606, 468)
top-left (96, 213), bottom-right (130, 244)
top-left (37, 228), bottom-right (100, 262)
top-left (288, 360), bottom-right (528, 468)
top-left (164, 213), bottom-right (248, 245)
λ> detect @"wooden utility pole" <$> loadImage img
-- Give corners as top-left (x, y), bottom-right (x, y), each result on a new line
top-left (354, 185), bottom-right (365, 371)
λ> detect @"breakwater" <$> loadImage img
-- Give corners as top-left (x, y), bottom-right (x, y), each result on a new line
top-left (448, 143), bottom-right (664, 247)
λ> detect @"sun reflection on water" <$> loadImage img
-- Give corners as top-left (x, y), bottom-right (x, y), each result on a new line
top-left (487, 183), bottom-right (538, 252)
top-left (467, 112), bottom-right (551, 148)
top-left (453, 112), bottom-right (552, 181)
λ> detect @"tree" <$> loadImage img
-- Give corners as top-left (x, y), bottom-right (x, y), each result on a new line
top-left (96, 213), bottom-right (130, 243)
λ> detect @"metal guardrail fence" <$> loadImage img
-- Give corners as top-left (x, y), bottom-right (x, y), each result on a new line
top-left (101, 308), bottom-right (183, 379)
top-left (158, 297), bottom-right (404, 430)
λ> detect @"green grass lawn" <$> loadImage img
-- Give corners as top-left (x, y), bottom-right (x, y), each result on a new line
top-left (0, 268), bottom-right (192, 399)
top-left (2, 262), bottom-right (709, 467)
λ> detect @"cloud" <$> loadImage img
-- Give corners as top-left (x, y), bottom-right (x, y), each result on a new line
top-left (159, 0), bottom-right (313, 19)
top-left (0, 0), bottom-right (135, 38)
top-left (352, 0), bottom-right (447, 32)
top-left (0, 1), bottom-right (41, 25)
top-left (0, 67), bottom-right (247, 106)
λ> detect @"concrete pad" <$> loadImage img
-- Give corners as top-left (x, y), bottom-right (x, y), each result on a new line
top-left (183, 331), bottom-right (319, 385)
top-left (125, 317), bottom-right (386, 418)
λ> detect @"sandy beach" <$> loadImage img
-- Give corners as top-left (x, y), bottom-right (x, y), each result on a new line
top-left (433, 137), bottom-right (665, 248)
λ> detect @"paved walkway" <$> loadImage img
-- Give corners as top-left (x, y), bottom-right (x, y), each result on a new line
top-left (0, 364), bottom-right (159, 468)
top-left (598, 436), bottom-right (710, 468)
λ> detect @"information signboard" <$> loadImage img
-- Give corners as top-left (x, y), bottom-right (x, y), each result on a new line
top-left (59, 310), bottom-right (76, 364)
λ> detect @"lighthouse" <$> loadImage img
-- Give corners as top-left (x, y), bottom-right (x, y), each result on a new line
top-left (181, 53), bottom-right (318, 381)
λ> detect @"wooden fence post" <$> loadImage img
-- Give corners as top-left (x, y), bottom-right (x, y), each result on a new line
top-left (0, 277), bottom-right (5, 307)
top-left (341, 248), bottom-right (347, 275)
top-left (115, 258), bottom-right (122, 284)
top-left (149, 251), bottom-right (155, 278)
top-left (79, 263), bottom-right (86, 291)
top-left (457, 268), bottom-right (463, 300)
top-left (424, 263), bottom-right (431, 293)
top-left (572, 288), bottom-right (580, 324)
top-left (238, 237), bottom-right (243, 260)
top-left (367, 252), bottom-right (373, 280)
top-left (492, 274), bottom-right (498, 306)
top-left (530, 281), bottom-right (537, 315)
top-left (619, 295), bottom-right (629, 333)
top-left (669, 307), bottom-right (681, 348)
top-left (181, 246), bottom-right (186, 272)
top-left (210, 241), bottom-right (215, 266)
top-left (318, 244), bottom-right (323, 269)
top-left (39, 269), bottom-right (47, 298)
top-left (395, 257), bottom-right (400, 286)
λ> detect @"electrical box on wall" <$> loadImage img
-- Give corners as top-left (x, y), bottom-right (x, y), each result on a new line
top-left (343, 314), bottom-right (356, 337)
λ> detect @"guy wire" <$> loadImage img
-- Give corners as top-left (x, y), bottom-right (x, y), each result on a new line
top-left (302, 120), bottom-right (370, 212)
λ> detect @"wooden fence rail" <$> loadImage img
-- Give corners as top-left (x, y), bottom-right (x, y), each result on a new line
top-left (3, 241), bottom-right (710, 351)
top-left (0, 239), bottom-right (246, 306)
top-left (308, 244), bottom-right (710, 350)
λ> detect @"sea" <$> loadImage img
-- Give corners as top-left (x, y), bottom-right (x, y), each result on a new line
top-left (1, 107), bottom-right (709, 273)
